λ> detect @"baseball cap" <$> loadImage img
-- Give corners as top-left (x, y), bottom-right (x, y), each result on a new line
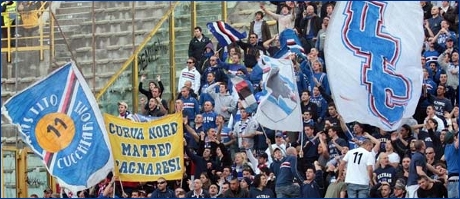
top-left (275, 131), bottom-right (284, 138)
top-left (118, 101), bottom-right (128, 109)
top-left (446, 37), bottom-right (454, 42)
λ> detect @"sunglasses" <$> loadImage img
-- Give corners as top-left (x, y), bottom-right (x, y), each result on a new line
top-left (158, 181), bottom-right (166, 184)
top-left (187, 61), bottom-right (193, 64)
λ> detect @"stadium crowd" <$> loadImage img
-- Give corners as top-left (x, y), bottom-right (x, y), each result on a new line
top-left (34, 1), bottom-right (460, 198)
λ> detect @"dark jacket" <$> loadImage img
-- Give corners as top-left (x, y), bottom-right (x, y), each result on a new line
top-left (300, 15), bottom-right (322, 39)
top-left (222, 188), bottom-right (249, 198)
top-left (189, 35), bottom-right (212, 62)
top-left (150, 188), bottom-right (175, 198)
top-left (185, 189), bottom-right (211, 198)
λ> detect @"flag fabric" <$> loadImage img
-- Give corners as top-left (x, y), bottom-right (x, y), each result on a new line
top-left (104, 113), bottom-right (184, 182)
top-left (255, 55), bottom-right (303, 132)
top-left (278, 29), bottom-right (306, 58)
top-left (229, 74), bottom-right (258, 113)
top-left (324, 1), bottom-right (424, 131)
top-left (131, 113), bottom-right (162, 122)
top-left (1, 62), bottom-right (113, 193)
top-left (207, 21), bottom-right (247, 47)
top-left (273, 46), bottom-right (292, 59)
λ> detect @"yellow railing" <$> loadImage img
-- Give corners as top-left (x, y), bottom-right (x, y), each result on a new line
top-left (96, 1), bottom-right (230, 113)
top-left (1, 2), bottom-right (53, 62)
top-left (95, 2), bottom-right (179, 102)
top-left (1, 146), bottom-right (55, 198)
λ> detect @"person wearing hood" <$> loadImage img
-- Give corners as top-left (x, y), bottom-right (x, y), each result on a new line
top-left (199, 42), bottom-right (216, 73)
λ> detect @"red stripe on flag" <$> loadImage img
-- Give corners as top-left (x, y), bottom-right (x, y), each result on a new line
top-left (216, 21), bottom-right (237, 43)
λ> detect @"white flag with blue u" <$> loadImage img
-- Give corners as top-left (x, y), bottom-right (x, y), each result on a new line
top-left (2, 62), bottom-right (113, 193)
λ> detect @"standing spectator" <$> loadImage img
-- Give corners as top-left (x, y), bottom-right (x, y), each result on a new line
top-left (416, 175), bottom-right (448, 198)
top-left (390, 181), bottom-right (407, 198)
top-left (324, 168), bottom-right (347, 198)
top-left (189, 26), bottom-right (211, 71)
top-left (433, 20), bottom-right (457, 49)
top-left (442, 131), bottom-right (459, 198)
top-left (1, 1), bottom-right (17, 48)
top-left (421, 1), bottom-right (433, 20)
top-left (249, 11), bottom-right (271, 45)
top-left (236, 33), bottom-right (265, 69)
top-left (260, 3), bottom-right (295, 34)
top-left (185, 179), bottom-right (211, 198)
top-left (338, 139), bottom-right (375, 198)
top-left (222, 177), bottom-right (249, 198)
top-left (145, 98), bottom-right (167, 117)
top-left (150, 177), bottom-right (175, 198)
top-left (265, 131), bottom-right (287, 164)
top-left (17, 1), bottom-right (41, 46)
top-left (274, 147), bottom-right (305, 198)
top-left (427, 6), bottom-right (443, 35)
top-left (205, 82), bottom-right (237, 123)
top-left (374, 153), bottom-right (397, 186)
top-left (117, 101), bottom-right (133, 120)
top-left (201, 56), bottom-right (227, 88)
top-left (139, 74), bottom-right (164, 111)
top-left (299, 5), bottom-right (322, 53)
top-left (178, 57), bottom-right (201, 95)
top-left (406, 140), bottom-right (435, 198)
top-left (300, 161), bottom-right (325, 198)
top-left (249, 174), bottom-right (275, 198)
top-left (179, 86), bottom-right (200, 126)
top-left (202, 101), bottom-right (217, 132)
top-left (316, 16), bottom-right (329, 60)
top-left (233, 108), bottom-right (258, 150)
top-left (300, 90), bottom-right (319, 122)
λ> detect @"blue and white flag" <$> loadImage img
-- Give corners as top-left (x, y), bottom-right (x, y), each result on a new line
top-left (255, 55), bottom-right (303, 132)
top-left (1, 62), bottom-right (113, 192)
top-left (207, 21), bottom-right (247, 47)
top-left (278, 29), bottom-right (306, 58)
top-left (325, 1), bottom-right (424, 131)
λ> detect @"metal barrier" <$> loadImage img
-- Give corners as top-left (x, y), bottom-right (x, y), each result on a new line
top-left (0, 2), bottom-right (53, 62)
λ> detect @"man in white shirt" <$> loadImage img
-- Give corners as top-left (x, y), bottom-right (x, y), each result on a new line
top-left (338, 139), bottom-right (375, 198)
top-left (178, 57), bottom-right (201, 95)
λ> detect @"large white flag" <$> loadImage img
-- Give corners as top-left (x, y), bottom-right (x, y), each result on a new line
top-left (325, 1), bottom-right (424, 131)
top-left (255, 55), bottom-right (303, 132)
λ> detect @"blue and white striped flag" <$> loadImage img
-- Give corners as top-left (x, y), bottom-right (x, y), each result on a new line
top-left (207, 21), bottom-right (247, 47)
top-left (1, 62), bottom-right (113, 193)
top-left (275, 29), bottom-right (306, 59)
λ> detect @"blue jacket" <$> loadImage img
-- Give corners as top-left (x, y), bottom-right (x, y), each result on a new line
top-left (180, 96), bottom-right (200, 120)
top-left (275, 155), bottom-right (304, 187)
top-left (300, 170), bottom-right (324, 198)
